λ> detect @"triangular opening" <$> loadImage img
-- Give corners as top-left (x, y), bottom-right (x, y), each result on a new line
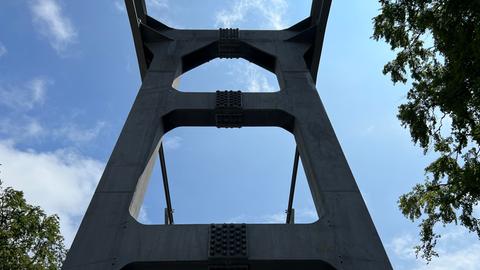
top-left (135, 127), bottom-right (318, 224)
top-left (174, 59), bottom-right (280, 93)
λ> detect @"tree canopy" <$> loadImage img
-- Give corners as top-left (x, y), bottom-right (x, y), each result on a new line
top-left (0, 180), bottom-right (66, 269)
top-left (373, 0), bottom-right (480, 261)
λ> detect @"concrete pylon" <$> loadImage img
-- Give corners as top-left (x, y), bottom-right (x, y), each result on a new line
top-left (62, 0), bottom-right (393, 269)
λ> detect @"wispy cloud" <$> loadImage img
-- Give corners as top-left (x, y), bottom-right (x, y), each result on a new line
top-left (0, 78), bottom-right (48, 141)
top-left (216, 0), bottom-right (288, 30)
top-left (0, 78), bottom-right (105, 145)
top-left (30, 0), bottom-right (77, 53)
top-left (162, 135), bottom-right (183, 150)
top-left (138, 206), bottom-right (151, 224)
top-left (115, 1), bottom-right (169, 18)
top-left (389, 233), bottom-right (417, 261)
top-left (25, 119), bottom-right (45, 137)
top-left (0, 117), bottom-right (45, 140)
top-left (228, 208), bottom-right (318, 224)
top-left (0, 140), bottom-right (104, 246)
top-left (389, 228), bottom-right (480, 270)
top-left (415, 244), bottom-right (480, 270)
top-left (229, 61), bottom-right (278, 92)
top-left (53, 121), bottom-right (106, 144)
top-left (244, 64), bottom-right (277, 92)
top-left (147, 0), bottom-right (169, 9)
top-left (114, 1), bottom-right (125, 13)
top-left (0, 78), bottom-right (48, 111)
top-left (361, 125), bottom-right (376, 136)
top-left (144, 0), bottom-right (175, 27)
top-left (0, 42), bottom-right (7, 58)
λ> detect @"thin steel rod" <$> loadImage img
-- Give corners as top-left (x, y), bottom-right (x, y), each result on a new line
top-left (164, 208), bottom-right (169, 225)
top-left (286, 147), bottom-right (300, 224)
top-left (159, 143), bottom-right (174, 224)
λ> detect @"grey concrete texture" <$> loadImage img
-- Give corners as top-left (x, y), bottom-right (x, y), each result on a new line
top-left (62, 0), bottom-right (393, 269)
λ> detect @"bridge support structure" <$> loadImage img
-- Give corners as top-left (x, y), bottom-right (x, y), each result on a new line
top-left (62, 1), bottom-right (393, 269)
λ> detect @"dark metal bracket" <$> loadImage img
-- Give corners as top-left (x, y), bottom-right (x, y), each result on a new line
top-left (215, 91), bottom-right (243, 128)
top-left (209, 224), bottom-right (248, 259)
top-left (219, 28), bottom-right (241, 59)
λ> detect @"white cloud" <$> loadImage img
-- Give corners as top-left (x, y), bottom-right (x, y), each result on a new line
top-left (114, 1), bottom-right (125, 13)
top-left (138, 206), bottom-right (151, 224)
top-left (144, 0), bottom-right (174, 26)
top-left (30, 0), bottom-right (77, 53)
top-left (389, 229), bottom-right (480, 270)
top-left (0, 78), bottom-right (48, 141)
top-left (53, 121), bottom-right (106, 144)
top-left (230, 61), bottom-right (278, 92)
top-left (0, 43), bottom-right (7, 58)
top-left (147, 0), bottom-right (168, 9)
top-left (228, 208), bottom-right (317, 224)
top-left (0, 117), bottom-right (45, 140)
top-left (414, 244), bottom-right (480, 270)
top-left (216, 0), bottom-right (288, 30)
top-left (262, 212), bottom-right (286, 223)
top-left (162, 135), bottom-right (182, 150)
top-left (389, 233), bottom-right (417, 260)
top-left (115, 0), bottom-right (169, 19)
top-left (0, 78), bottom-right (48, 111)
top-left (0, 78), bottom-right (106, 145)
top-left (261, 208), bottom-right (318, 223)
top-left (244, 64), bottom-right (276, 92)
top-left (0, 140), bottom-right (104, 246)
top-left (296, 208), bottom-right (318, 221)
top-left (25, 119), bottom-right (45, 137)
top-left (362, 125), bottom-right (376, 135)
top-left (29, 78), bottom-right (47, 104)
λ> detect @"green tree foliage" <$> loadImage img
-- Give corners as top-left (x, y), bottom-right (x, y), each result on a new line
top-left (372, 0), bottom-right (480, 261)
top-left (0, 181), bottom-right (66, 269)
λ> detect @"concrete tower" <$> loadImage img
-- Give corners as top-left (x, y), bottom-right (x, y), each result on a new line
top-left (62, 0), bottom-right (393, 269)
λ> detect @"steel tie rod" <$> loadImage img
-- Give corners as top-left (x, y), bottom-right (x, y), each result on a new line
top-left (286, 147), bottom-right (300, 224)
top-left (159, 143), bottom-right (174, 224)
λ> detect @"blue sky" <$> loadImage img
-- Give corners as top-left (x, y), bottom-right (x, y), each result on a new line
top-left (0, 0), bottom-right (479, 269)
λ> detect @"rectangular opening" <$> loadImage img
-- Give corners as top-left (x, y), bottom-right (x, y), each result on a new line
top-left (136, 127), bottom-right (318, 224)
